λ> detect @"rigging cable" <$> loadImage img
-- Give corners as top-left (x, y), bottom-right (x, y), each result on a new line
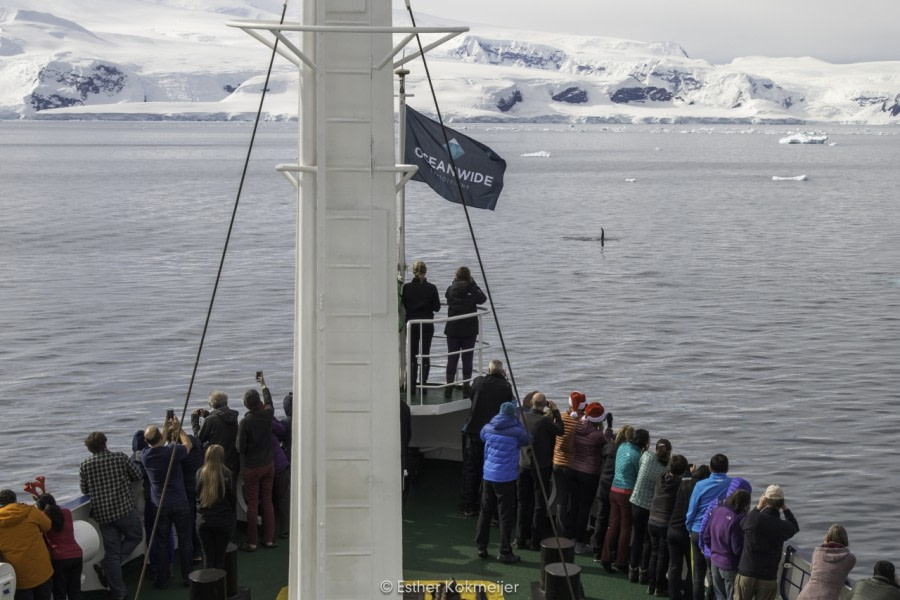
top-left (404, 3), bottom-right (581, 596)
top-left (132, 1), bottom-right (290, 598)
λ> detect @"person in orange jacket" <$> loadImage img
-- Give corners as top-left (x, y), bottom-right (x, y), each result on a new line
top-left (0, 489), bottom-right (53, 600)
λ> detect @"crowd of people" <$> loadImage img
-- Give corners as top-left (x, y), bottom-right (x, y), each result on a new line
top-left (453, 362), bottom-right (900, 600)
top-left (0, 371), bottom-right (291, 600)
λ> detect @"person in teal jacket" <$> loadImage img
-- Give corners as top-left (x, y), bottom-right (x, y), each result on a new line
top-left (600, 428), bottom-right (650, 572)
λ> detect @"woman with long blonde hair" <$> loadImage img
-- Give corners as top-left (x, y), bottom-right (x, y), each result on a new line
top-left (195, 444), bottom-right (236, 569)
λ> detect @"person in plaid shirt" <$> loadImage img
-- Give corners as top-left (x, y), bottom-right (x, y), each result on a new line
top-left (79, 432), bottom-right (143, 600)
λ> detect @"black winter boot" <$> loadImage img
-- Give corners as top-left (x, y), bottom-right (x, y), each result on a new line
top-left (639, 568), bottom-right (650, 584)
top-left (629, 567), bottom-right (639, 583)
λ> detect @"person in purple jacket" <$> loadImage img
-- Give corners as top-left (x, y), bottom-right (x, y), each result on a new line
top-left (475, 401), bottom-right (530, 564)
top-left (702, 484), bottom-right (752, 600)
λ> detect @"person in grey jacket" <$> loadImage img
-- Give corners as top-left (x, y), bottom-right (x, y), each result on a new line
top-left (850, 561), bottom-right (900, 600)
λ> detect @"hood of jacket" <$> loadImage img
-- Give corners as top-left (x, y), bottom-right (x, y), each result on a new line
top-left (0, 502), bottom-right (30, 528)
top-left (817, 544), bottom-right (853, 564)
top-left (726, 476), bottom-right (752, 497)
top-left (488, 412), bottom-right (522, 432)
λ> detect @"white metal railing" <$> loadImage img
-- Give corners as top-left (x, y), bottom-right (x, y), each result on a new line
top-left (404, 306), bottom-right (491, 406)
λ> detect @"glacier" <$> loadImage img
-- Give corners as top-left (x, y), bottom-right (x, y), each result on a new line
top-left (0, 1), bottom-right (898, 123)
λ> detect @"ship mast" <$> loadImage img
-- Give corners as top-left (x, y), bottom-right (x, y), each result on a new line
top-left (228, 4), bottom-right (465, 598)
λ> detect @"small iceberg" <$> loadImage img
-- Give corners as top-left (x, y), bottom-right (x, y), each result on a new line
top-left (521, 150), bottom-right (551, 158)
top-left (624, 178), bottom-right (636, 183)
top-left (772, 175), bottom-right (808, 181)
top-left (779, 133), bottom-right (828, 144)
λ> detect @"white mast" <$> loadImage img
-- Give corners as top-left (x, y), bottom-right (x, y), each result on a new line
top-left (229, 5), bottom-right (465, 598)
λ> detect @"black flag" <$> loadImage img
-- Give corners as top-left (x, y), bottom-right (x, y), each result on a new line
top-left (404, 106), bottom-right (506, 210)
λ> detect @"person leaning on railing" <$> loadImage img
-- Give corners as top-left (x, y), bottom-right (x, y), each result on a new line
top-left (443, 266), bottom-right (486, 398)
top-left (401, 260), bottom-right (441, 394)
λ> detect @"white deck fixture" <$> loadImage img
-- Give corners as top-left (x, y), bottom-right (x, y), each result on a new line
top-left (229, 3), bottom-right (465, 599)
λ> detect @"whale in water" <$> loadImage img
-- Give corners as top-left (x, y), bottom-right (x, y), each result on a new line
top-left (563, 227), bottom-right (608, 244)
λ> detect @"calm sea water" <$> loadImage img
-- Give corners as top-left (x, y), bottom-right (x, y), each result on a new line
top-left (1, 121), bottom-right (898, 575)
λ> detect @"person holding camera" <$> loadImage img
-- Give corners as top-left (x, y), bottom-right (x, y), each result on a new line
top-left (734, 485), bottom-right (799, 600)
top-left (191, 390), bottom-right (240, 482)
top-left (236, 371), bottom-right (276, 551)
top-left (140, 418), bottom-right (194, 589)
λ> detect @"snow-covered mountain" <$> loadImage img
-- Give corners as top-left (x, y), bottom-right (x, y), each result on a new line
top-left (1, 0), bottom-right (898, 123)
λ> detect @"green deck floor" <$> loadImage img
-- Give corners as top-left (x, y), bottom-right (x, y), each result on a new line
top-left (86, 458), bottom-right (654, 600)
top-left (403, 459), bottom-right (658, 599)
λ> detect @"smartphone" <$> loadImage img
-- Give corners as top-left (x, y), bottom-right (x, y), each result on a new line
top-left (166, 409), bottom-right (175, 421)
top-left (256, 370), bottom-right (263, 381)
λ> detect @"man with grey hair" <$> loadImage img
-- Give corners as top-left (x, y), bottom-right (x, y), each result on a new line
top-left (517, 391), bottom-right (564, 549)
top-left (191, 389), bottom-right (240, 477)
top-left (459, 359), bottom-right (512, 516)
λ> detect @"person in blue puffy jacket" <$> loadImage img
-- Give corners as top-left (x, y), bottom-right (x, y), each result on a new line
top-left (475, 401), bottom-right (530, 564)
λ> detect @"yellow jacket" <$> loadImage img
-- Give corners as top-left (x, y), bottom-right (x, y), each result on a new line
top-left (0, 502), bottom-right (53, 589)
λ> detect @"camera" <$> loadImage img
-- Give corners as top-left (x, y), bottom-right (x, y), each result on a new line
top-left (166, 409), bottom-right (175, 421)
top-left (256, 370), bottom-right (263, 381)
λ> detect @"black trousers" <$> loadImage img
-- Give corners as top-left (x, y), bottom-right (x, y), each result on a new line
top-left (630, 504), bottom-right (652, 570)
top-left (475, 479), bottom-right (517, 554)
top-left (517, 465), bottom-right (553, 546)
top-left (648, 522), bottom-right (670, 592)
top-left (51, 556), bottom-right (83, 600)
top-left (668, 526), bottom-right (693, 600)
top-left (460, 432), bottom-right (485, 513)
top-left (198, 525), bottom-right (232, 570)
top-left (589, 488), bottom-right (611, 553)
top-left (408, 322), bottom-right (434, 386)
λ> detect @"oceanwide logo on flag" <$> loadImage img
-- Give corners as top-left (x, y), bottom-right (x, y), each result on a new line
top-left (404, 107), bottom-right (506, 210)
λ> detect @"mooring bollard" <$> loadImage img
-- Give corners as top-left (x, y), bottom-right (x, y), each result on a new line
top-left (543, 562), bottom-right (582, 600)
top-left (539, 537), bottom-right (575, 591)
top-left (189, 568), bottom-right (227, 600)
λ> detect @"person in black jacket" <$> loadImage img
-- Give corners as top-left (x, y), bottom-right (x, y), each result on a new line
top-left (195, 444), bottom-right (236, 569)
top-left (401, 260), bottom-right (441, 395)
top-left (236, 373), bottom-right (276, 551)
top-left (443, 266), bottom-right (487, 398)
top-left (191, 390), bottom-right (240, 481)
top-left (517, 392), bottom-right (565, 549)
top-left (734, 485), bottom-right (799, 600)
top-left (666, 464), bottom-right (711, 600)
top-left (459, 359), bottom-right (511, 516)
top-left (647, 454), bottom-right (689, 597)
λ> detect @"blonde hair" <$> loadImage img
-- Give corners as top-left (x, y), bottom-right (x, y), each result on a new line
top-left (615, 425), bottom-right (635, 445)
top-left (825, 524), bottom-right (849, 547)
top-left (197, 445), bottom-right (227, 508)
top-left (412, 260), bottom-right (427, 280)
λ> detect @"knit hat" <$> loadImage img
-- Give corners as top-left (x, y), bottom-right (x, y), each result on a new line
top-left (764, 484), bottom-right (784, 500)
top-left (499, 401), bottom-right (517, 416)
top-left (0, 490), bottom-right (16, 506)
top-left (584, 402), bottom-right (607, 423)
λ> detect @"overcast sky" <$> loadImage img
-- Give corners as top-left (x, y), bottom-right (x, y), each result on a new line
top-left (394, 0), bottom-right (900, 64)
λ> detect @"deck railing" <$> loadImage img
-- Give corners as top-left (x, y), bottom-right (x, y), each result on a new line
top-left (404, 306), bottom-right (491, 406)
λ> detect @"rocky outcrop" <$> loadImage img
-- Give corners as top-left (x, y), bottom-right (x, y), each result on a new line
top-left (610, 86), bottom-right (674, 103)
top-left (497, 89), bottom-right (523, 112)
top-left (29, 61), bottom-right (131, 113)
top-left (552, 87), bottom-right (588, 103)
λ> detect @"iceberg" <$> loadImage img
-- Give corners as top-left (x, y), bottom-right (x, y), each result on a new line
top-left (772, 175), bottom-right (808, 181)
top-left (521, 151), bottom-right (551, 157)
top-left (779, 133), bottom-right (828, 144)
